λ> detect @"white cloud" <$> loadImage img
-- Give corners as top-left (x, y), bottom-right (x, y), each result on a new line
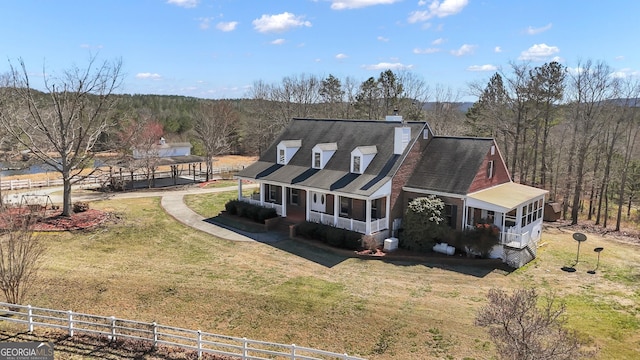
top-left (199, 17), bottom-right (212, 29)
top-left (526, 23), bottom-right (552, 35)
top-left (136, 73), bottom-right (162, 80)
top-left (362, 62), bottom-right (413, 70)
top-left (271, 38), bottom-right (286, 45)
top-left (377, 36), bottom-right (389, 42)
top-left (408, 0), bottom-right (468, 23)
top-left (216, 21), bottom-right (238, 32)
top-left (615, 55), bottom-right (625, 61)
top-left (166, 0), bottom-right (198, 8)
top-left (518, 43), bottom-right (560, 61)
top-left (336, 53), bottom-right (349, 59)
top-left (494, 46), bottom-right (502, 53)
top-left (467, 64), bottom-right (497, 72)
top-left (432, 37), bottom-right (445, 45)
top-left (611, 68), bottom-right (640, 78)
top-left (330, 0), bottom-right (401, 10)
top-left (252, 12), bottom-right (311, 33)
top-left (413, 47), bottom-right (440, 54)
top-left (450, 44), bottom-right (476, 56)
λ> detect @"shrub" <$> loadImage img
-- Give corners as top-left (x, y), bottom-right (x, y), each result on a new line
top-left (400, 196), bottom-right (451, 253)
top-left (296, 221), bottom-right (318, 239)
top-left (257, 208), bottom-right (277, 223)
top-left (225, 199), bottom-right (239, 215)
top-left (73, 202), bottom-right (89, 213)
top-left (461, 223), bottom-right (500, 258)
top-left (326, 227), bottom-right (345, 248)
top-left (223, 200), bottom-right (279, 224)
top-left (293, 221), bottom-right (362, 250)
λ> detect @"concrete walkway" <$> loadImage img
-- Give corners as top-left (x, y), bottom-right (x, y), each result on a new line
top-left (10, 183), bottom-right (288, 243)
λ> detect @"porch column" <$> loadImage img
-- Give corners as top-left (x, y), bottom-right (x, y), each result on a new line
top-left (365, 198), bottom-right (372, 235)
top-left (281, 186), bottom-right (287, 217)
top-left (334, 195), bottom-right (339, 226)
top-left (260, 184), bottom-right (265, 206)
top-left (306, 190), bottom-right (311, 221)
top-left (385, 195), bottom-right (391, 233)
top-left (237, 179), bottom-right (243, 199)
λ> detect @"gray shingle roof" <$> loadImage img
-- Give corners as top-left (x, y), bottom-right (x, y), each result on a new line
top-left (237, 118), bottom-right (426, 196)
top-left (405, 136), bottom-right (494, 195)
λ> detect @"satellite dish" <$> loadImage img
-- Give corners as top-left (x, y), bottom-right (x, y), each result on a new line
top-left (572, 232), bottom-right (587, 242)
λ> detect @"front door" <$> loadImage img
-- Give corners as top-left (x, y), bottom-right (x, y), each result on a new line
top-left (310, 191), bottom-right (326, 213)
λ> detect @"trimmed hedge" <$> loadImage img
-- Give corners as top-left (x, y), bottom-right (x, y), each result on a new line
top-left (295, 221), bottom-right (362, 250)
top-left (224, 200), bottom-right (278, 224)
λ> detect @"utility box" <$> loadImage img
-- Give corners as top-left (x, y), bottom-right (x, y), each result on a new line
top-left (383, 237), bottom-right (399, 252)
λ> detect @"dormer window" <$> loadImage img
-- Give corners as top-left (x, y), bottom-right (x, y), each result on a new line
top-left (353, 156), bottom-right (361, 173)
top-left (277, 140), bottom-right (302, 165)
top-left (314, 152), bottom-right (321, 168)
top-left (311, 142), bottom-right (337, 169)
top-left (351, 145), bottom-right (377, 174)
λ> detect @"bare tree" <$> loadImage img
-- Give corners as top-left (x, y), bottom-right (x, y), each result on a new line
top-left (193, 100), bottom-right (239, 181)
top-left (0, 56), bottom-right (123, 216)
top-left (476, 288), bottom-right (591, 360)
top-left (566, 60), bottom-right (619, 224)
top-left (396, 70), bottom-right (430, 121)
top-left (0, 215), bottom-right (45, 306)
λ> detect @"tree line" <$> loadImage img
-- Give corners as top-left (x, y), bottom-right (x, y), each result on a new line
top-left (2, 56), bottom-right (640, 232)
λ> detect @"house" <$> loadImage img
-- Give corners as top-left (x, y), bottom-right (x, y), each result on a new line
top-left (235, 117), bottom-right (547, 268)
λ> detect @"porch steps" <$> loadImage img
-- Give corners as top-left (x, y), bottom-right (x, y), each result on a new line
top-left (503, 242), bottom-right (538, 268)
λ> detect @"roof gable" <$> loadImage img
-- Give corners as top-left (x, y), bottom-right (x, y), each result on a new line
top-left (405, 137), bottom-right (497, 195)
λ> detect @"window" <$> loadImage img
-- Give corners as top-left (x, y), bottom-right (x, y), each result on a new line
top-left (290, 188), bottom-right (299, 205)
top-left (353, 156), bottom-right (361, 173)
top-left (487, 160), bottom-right (494, 179)
top-left (268, 184), bottom-right (277, 202)
top-left (371, 199), bottom-right (379, 219)
top-left (521, 205), bottom-right (528, 226)
top-left (340, 197), bottom-right (351, 216)
top-left (314, 152), bottom-right (321, 168)
top-left (444, 204), bottom-right (458, 229)
top-left (279, 149), bottom-right (285, 164)
top-left (537, 199), bottom-right (543, 219)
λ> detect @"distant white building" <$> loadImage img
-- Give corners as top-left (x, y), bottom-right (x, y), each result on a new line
top-left (132, 137), bottom-right (193, 159)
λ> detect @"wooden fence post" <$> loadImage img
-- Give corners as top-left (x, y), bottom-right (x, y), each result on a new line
top-left (27, 305), bottom-right (33, 333)
top-left (68, 310), bottom-right (74, 337)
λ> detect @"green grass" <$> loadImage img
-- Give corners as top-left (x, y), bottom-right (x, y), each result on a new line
top-left (13, 193), bottom-right (640, 359)
top-left (184, 188), bottom-right (254, 218)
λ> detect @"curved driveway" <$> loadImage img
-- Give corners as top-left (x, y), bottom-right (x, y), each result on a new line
top-left (14, 183), bottom-right (280, 243)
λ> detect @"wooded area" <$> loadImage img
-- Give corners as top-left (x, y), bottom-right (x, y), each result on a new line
top-left (2, 59), bottom-right (639, 230)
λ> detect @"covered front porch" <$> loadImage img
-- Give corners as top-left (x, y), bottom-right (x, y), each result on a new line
top-left (466, 182), bottom-right (548, 249)
top-left (237, 180), bottom-right (390, 236)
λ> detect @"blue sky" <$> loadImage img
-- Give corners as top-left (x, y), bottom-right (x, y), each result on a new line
top-left (1, 0), bottom-right (638, 101)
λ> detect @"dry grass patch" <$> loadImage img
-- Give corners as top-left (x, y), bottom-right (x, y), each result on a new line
top-left (9, 195), bottom-right (639, 359)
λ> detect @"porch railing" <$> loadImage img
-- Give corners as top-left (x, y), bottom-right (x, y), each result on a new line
top-left (501, 230), bottom-right (530, 249)
top-left (309, 211), bottom-right (388, 234)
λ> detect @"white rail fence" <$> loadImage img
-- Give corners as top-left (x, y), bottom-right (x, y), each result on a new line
top-left (0, 302), bottom-right (366, 360)
top-left (0, 165), bottom-right (245, 191)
